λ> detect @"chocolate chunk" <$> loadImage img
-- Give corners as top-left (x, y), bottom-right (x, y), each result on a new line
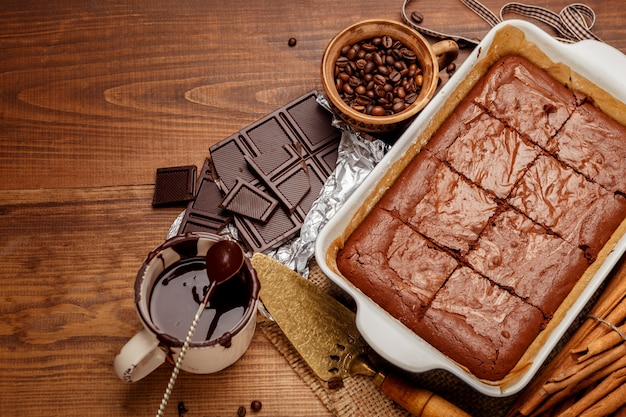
top-left (152, 165), bottom-right (196, 207)
top-left (210, 135), bottom-right (257, 192)
top-left (220, 178), bottom-right (278, 222)
top-left (283, 93), bottom-right (341, 154)
top-left (245, 142), bottom-right (300, 177)
top-left (245, 149), bottom-right (311, 213)
top-left (180, 210), bottom-right (229, 234)
top-left (234, 204), bottom-right (303, 253)
top-left (179, 159), bottom-right (231, 234)
top-left (242, 114), bottom-right (294, 154)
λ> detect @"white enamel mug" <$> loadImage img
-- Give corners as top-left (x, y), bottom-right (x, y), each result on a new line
top-left (114, 232), bottom-right (260, 382)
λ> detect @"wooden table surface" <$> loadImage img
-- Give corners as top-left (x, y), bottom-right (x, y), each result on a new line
top-left (2, 1), bottom-right (626, 416)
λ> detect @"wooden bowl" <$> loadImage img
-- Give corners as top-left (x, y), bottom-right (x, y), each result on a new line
top-left (321, 19), bottom-right (458, 133)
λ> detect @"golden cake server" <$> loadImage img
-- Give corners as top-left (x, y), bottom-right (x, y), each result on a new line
top-left (250, 253), bottom-right (471, 417)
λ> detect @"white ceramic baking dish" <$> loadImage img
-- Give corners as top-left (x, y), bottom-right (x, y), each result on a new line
top-left (315, 19), bottom-right (626, 396)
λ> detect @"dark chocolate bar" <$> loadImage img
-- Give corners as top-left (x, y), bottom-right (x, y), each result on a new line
top-left (180, 90), bottom-right (340, 252)
top-left (152, 165), bottom-right (196, 207)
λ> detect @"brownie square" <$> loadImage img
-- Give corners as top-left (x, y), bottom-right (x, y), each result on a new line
top-left (508, 154), bottom-right (626, 260)
top-left (466, 208), bottom-right (589, 317)
top-left (337, 208), bottom-right (458, 319)
top-left (470, 56), bottom-right (577, 148)
top-left (443, 111), bottom-right (538, 199)
top-left (548, 102), bottom-right (626, 195)
top-left (419, 267), bottom-right (545, 380)
top-left (405, 161), bottom-right (498, 254)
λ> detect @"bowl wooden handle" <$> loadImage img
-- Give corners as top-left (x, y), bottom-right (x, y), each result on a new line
top-left (377, 371), bottom-right (472, 417)
top-left (432, 39), bottom-right (459, 70)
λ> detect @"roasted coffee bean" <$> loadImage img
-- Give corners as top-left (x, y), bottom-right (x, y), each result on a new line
top-left (361, 42), bottom-right (377, 52)
top-left (446, 62), bottom-right (457, 74)
top-left (373, 74), bottom-right (386, 86)
top-left (402, 49), bottom-right (417, 62)
top-left (335, 56), bottom-right (349, 68)
top-left (288, 37), bottom-right (297, 47)
top-left (411, 11), bottom-right (424, 24)
top-left (370, 105), bottom-right (386, 116)
top-left (177, 402), bottom-right (189, 417)
top-left (363, 60), bottom-right (376, 74)
top-left (250, 400), bottom-right (262, 412)
top-left (237, 406), bottom-right (247, 417)
top-left (373, 52), bottom-right (384, 66)
top-left (348, 76), bottom-right (361, 87)
top-left (392, 101), bottom-right (406, 113)
top-left (333, 35), bottom-right (424, 116)
top-left (328, 376), bottom-right (345, 390)
top-left (405, 92), bottom-right (418, 104)
top-left (381, 35), bottom-right (393, 49)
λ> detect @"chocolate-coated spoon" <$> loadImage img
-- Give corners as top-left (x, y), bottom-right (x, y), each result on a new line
top-left (156, 240), bottom-right (244, 417)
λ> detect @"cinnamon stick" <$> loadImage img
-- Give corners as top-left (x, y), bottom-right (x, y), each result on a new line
top-left (573, 322), bottom-right (626, 362)
top-left (556, 367), bottom-right (626, 417)
top-left (529, 352), bottom-right (626, 415)
top-left (544, 343), bottom-right (626, 389)
top-left (578, 380), bottom-right (626, 417)
top-left (571, 295), bottom-right (626, 357)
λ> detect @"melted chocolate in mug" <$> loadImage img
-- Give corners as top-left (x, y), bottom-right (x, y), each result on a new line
top-left (149, 257), bottom-right (249, 342)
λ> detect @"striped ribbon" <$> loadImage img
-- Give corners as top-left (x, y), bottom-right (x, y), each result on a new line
top-left (401, 0), bottom-right (601, 46)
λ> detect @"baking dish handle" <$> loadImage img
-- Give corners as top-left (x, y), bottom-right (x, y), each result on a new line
top-left (354, 300), bottom-right (447, 372)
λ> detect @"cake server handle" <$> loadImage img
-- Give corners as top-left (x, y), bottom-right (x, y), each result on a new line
top-left (373, 371), bottom-right (472, 417)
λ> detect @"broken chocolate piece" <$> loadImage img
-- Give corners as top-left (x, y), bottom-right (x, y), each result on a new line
top-left (245, 149), bottom-right (311, 213)
top-left (179, 159), bottom-right (231, 234)
top-left (210, 135), bottom-right (257, 192)
top-left (220, 178), bottom-right (278, 222)
top-left (234, 204), bottom-right (304, 253)
top-left (152, 165), bottom-right (196, 207)
top-left (283, 93), bottom-right (341, 154)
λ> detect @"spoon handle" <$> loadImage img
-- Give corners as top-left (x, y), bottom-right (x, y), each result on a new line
top-left (155, 300), bottom-right (207, 417)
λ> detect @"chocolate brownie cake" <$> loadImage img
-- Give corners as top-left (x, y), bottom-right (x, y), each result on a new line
top-left (336, 55), bottom-right (626, 381)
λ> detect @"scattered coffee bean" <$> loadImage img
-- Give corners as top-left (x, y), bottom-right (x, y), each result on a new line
top-left (237, 405), bottom-right (247, 416)
top-left (288, 37), bottom-right (297, 47)
top-left (328, 376), bottom-right (345, 389)
top-left (177, 401), bottom-right (188, 417)
top-left (446, 62), bottom-right (456, 74)
top-left (333, 36), bottom-right (423, 116)
top-left (250, 400), bottom-right (263, 412)
top-left (410, 11), bottom-right (424, 24)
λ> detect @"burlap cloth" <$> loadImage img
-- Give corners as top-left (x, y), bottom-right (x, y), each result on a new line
top-left (258, 260), bottom-right (532, 417)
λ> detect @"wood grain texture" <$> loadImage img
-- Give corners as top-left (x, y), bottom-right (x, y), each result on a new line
top-left (1, 1), bottom-right (626, 416)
